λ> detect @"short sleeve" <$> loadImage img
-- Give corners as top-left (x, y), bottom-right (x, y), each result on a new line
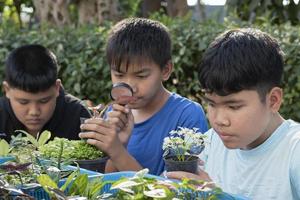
top-left (178, 101), bottom-right (208, 133)
top-left (290, 137), bottom-right (300, 199)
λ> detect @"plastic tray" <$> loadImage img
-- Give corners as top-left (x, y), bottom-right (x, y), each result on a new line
top-left (0, 156), bottom-right (15, 164)
top-left (3, 167), bottom-right (249, 200)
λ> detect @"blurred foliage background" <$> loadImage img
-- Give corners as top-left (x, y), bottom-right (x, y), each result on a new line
top-left (1, 0), bottom-right (300, 121)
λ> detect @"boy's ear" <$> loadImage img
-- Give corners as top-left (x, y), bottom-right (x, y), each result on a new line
top-left (268, 87), bottom-right (283, 112)
top-left (2, 81), bottom-right (10, 98)
top-left (55, 79), bottom-right (61, 97)
top-left (162, 60), bottom-right (173, 81)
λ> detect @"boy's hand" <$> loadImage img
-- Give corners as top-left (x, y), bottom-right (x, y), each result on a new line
top-left (107, 103), bottom-right (134, 145)
top-left (78, 103), bottom-right (134, 157)
top-left (166, 168), bottom-right (212, 182)
top-left (79, 117), bottom-right (124, 158)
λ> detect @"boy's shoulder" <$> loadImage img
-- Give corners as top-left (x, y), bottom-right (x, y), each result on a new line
top-left (283, 119), bottom-right (300, 143)
top-left (165, 93), bottom-right (205, 116)
top-left (60, 89), bottom-right (87, 108)
top-left (56, 88), bottom-right (91, 117)
top-left (168, 92), bottom-right (202, 108)
top-left (0, 96), bottom-right (9, 115)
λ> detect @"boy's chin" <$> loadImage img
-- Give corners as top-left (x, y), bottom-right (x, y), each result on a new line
top-left (25, 125), bottom-right (44, 136)
top-left (221, 141), bottom-right (240, 149)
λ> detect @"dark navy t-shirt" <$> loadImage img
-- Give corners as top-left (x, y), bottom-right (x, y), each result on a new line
top-left (127, 93), bottom-right (208, 175)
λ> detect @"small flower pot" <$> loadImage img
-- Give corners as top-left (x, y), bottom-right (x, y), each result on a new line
top-left (164, 155), bottom-right (199, 173)
top-left (73, 156), bottom-right (109, 173)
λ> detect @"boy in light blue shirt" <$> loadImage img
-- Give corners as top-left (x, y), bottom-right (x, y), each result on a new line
top-left (167, 28), bottom-right (300, 199)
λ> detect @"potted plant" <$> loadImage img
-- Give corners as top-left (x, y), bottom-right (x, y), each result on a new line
top-left (162, 127), bottom-right (206, 173)
top-left (40, 137), bottom-right (108, 173)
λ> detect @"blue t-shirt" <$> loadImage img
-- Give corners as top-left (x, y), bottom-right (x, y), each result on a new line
top-left (127, 93), bottom-right (208, 175)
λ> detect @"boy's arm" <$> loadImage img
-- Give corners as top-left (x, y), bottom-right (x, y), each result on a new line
top-left (105, 146), bottom-right (143, 172)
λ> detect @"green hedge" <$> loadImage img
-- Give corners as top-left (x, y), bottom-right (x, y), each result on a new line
top-left (1, 19), bottom-right (300, 121)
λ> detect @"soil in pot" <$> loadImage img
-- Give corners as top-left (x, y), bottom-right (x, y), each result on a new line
top-left (73, 156), bottom-right (109, 173)
top-left (164, 155), bottom-right (199, 173)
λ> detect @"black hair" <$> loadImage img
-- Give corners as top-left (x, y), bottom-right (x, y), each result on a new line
top-left (198, 28), bottom-right (284, 101)
top-left (5, 44), bottom-right (58, 93)
top-left (106, 17), bottom-right (172, 71)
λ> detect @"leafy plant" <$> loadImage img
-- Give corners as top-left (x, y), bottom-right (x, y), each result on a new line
top-left (38, 168), bottom-right (223, 200)
top-left (99, 169), bottom-right (221, 200)
top-left (0, 131), bottom-right (75, 186)
top-left (14, 130), bottom-right (51, 149)
top-left (40, 137), bottom-right (104, 160)
top-left (37, 169), bottom-right (104, 199)
top-left (162, 127), bottom-right (205, 161)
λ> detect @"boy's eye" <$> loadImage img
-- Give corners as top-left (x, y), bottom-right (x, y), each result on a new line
top-left (137, 74), bottom-right (148, 78)
top-left (18, 100), bottom-right (29, 105)
top-left (114, 73), bottom-right (124, 78)
top-left (39, 98), bottom-right (51, 104)
top-left (207, 102), bottom-right (215, 107)
top-left (229, 105), bottom-right (242, 110)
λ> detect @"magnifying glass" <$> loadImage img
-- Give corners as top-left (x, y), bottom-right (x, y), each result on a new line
top-left (110, 82), bottom-right (136, 105)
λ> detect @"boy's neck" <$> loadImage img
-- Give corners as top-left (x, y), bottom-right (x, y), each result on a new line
top-left (245, 113), bottom-right (284, 150)
top-left (132, 88), bottom-right (171, 124)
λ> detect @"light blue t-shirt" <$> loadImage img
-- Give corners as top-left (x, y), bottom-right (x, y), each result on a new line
top-left (127, 93), bottom-right (208, 175)
top-left (201, 119), bottom-right (300, 200)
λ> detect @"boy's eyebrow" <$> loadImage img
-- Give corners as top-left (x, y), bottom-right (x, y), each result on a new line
top-left (201, 95), bottom-right (245, 104)
top-left (15, 95), bottom-right (53, 101)
top-left (112, 68), bottom-right (151, 74)
top-left (134, 68), bottom-right (151, 74)
top-left (201, 96), bottom-right (214, 103)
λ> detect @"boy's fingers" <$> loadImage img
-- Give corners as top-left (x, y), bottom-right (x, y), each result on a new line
top-left (198, 159), bottom-right (205, 166)
top-left (166, 171), bottom-right (200, 180)
top-left (111, 104), bottom-right (129, 113)
top-left (106, 111), bottom-right (127, 127)
top-left (83, 118), bottom-right (111, 128)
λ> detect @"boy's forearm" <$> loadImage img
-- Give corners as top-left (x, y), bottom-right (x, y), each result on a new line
top-left (105, 159), bottom-right (118, 173)
top-left (109, 148), bottom-right (143, 172)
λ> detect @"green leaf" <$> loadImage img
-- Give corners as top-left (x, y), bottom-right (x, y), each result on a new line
top-left (87, 179), bottom-right (105, 199)
top-left (15, 130), bottom-right (38, 148)
top-left (60, 169), bottom-right (79, 192)
top-left (37, 130), bottom-right (51, 147)
top-left (68, 174), bottom-right (88, 196)
top-left (37, 174), bottom-right (59, 195)
top-left (0, 139), bottom-right (10, 156)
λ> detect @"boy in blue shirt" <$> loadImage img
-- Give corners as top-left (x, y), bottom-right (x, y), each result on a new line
top-left (167, 28), bottom-right (300, 199)
top-left (79, 18), bottom-right (208, 175)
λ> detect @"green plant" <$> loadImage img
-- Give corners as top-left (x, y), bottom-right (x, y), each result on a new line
top-left (162, 127), bottom-right (205, 161)
top-left (99, 169), bottom-right (221, 200)
top-left (14, 130), bottom-right (51, 149)
top-left (0, 131), bottom-right (75, 186)
top-left (40, 137), bottom-right (104, 161)
top-left (37, 169), bottom-right (104, 199)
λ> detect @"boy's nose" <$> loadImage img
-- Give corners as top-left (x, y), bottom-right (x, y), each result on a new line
top-left (126, 80), bottom-right (137, 94)
top-left (212, 110), bottom-right (230, 127)
top-left (28, 104), bottom-right (41, 116)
